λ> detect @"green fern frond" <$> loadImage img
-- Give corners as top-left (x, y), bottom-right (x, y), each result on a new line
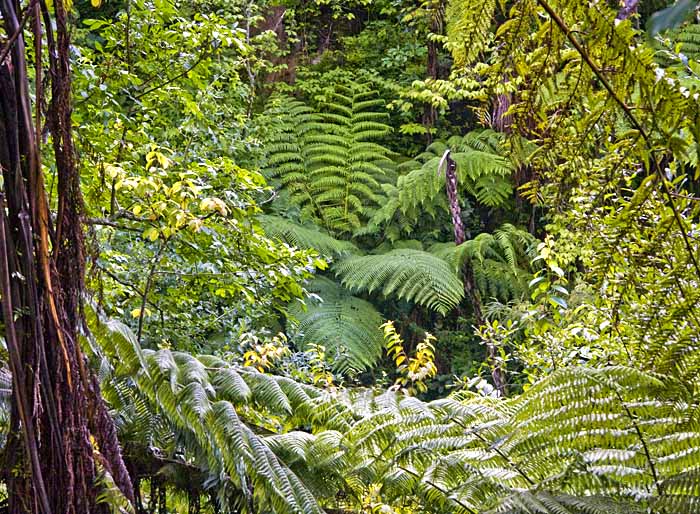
top-left (258, 215), bottom-right (358, 257)
top-left (334, 249), bottom-right (464, 314)
top-left (263, 86), bottom-right (393, 235)
top-left (396, 132), bottom-right (513, 214)
top-left (287, 277), bottom-right (384, 374)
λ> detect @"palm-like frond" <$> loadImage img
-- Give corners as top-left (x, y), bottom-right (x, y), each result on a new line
top-left (258, 215), bottom-right (358, 257)
top-left (396, 133), bottom-right (513, 211)
top-left (263, 86), bottom-right (393, 235)
top-left (287, 278), bottom-right (384, 374)
top-left (446, 0), bottom-right (500, 67)
top-left (431, 224), bottom-right (538, 301)
top-left (334, 249), bottom-right (464, 315)
top-left (82, 306), bottom-right (700, 514)
top-left (320, 366), bottom-right (700, 514)
top-left (84, 307), bottom-right (342, 514)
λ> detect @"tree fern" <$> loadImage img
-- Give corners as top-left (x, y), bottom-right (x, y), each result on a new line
top-left (80, 306), bottom-right (700, 514)
top-left (404, 131), bottom-right (512, 209)
top-left (258, 214), bottom-right (358, 257)
top-left (287, 278), bottom-right (384, 374)
top-left (431, 224), bottom-right (538, 301)
top-left (333, 249), bottom-right (464, 315)
top-left (264, 86), bottom-right (394, 235)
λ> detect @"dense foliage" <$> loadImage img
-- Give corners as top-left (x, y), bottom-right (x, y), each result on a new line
top-left (3, 0), bottom-right (700, 513)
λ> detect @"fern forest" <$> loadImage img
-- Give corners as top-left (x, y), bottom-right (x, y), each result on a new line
top-left (3, 0), bottom-right (700, 512)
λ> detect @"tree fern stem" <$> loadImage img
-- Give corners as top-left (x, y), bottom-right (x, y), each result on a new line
top-left (442, 151), bottom-right (506, 395)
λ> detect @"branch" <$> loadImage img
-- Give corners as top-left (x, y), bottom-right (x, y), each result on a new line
top-left (133, 47), bottom-right (210, 101)
top-left (0, 0), bottom-right (38, 65)
top-left (536, 0), bottom-right (700, 285)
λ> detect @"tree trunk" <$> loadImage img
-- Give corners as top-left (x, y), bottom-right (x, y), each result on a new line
top-left (0, 0), bottom-right (134, 512)
top-left (422, 1), bottom-right (444, 143)
top-left (442, 153), bottom-right (506, 395)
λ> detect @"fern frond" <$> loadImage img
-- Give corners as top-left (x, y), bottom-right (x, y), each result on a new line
top-left (334, 249), bottom-right (464, 314)
top-left (263, 86), bottom-right (393, 235)
top-left (287, 278), bottom-right (384, 374)
top-left (258, 215), bottom-right (358, 257)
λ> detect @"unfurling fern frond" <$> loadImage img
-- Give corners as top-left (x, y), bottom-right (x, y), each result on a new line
top-left (258, 215), bottom-right (358, 257)
top-left (287, 277), bottom-right (384, 374)
top-left (334, 249), bottom-right (464, 315)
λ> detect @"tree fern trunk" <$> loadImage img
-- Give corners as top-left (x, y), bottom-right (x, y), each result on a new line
top-left (0, 0), bottom-right (133, 511)
top-left (443, 154), bottom-right (506, 395)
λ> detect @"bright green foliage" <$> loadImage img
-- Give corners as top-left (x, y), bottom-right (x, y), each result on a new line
top-left (287, 278), bottom-right (384, 374)
top-left (323, 366), bottom-right (700, 514)
top-left (334, 249), bottom-right (464, 315)
top-left (84, 313), bottom-right (700, 514)
top-left (656, 22), bottom-right (700, 65)
top-left (432, 224), bottom-right (537, 301)
top-left (445, 0), bottom-right (499, 67)
top-left (264, 85), bottom-right (394, 235)
top-left (72, 2), bottom-right (322, 348)
top-left (6, 0), bottom-right (700, 511)
top-left (393, 131), bottom-right (513, 220)
top-left (258, 215), bottom-right (358, 257)
top-left (86, 307), bottom-right (352, 513)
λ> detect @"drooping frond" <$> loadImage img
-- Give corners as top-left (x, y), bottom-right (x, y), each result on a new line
top-left (287, 278), bottom-right (384, 374)
top-left (84, 307), bottom-right (343, 514)
top-left (334, 249), bottom-right (464, 314)
top-left (430, 224), bottom-right (537, 301)
top-left (258, 215), bottom-right (358, 257)
top-left (83, 306), bottom-right (700, 514)
top-left (327, 366), bottom-right (700, 514)
top-left (445, 0), bottom-right (500, 67)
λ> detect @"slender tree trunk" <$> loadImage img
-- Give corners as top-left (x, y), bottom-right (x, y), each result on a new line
top-left (442, 152), bottom-right (506, 395)
top-left (422, 1), bottom-right (444, 143)
top-left (492, 91), bottom-right (513, 133)
top-left (0, 1), bottom-right (133, 512)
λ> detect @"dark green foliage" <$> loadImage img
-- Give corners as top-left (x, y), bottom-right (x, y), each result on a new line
top-left (258, 215), bottom-right (358, 257)
top-left (431, 224), bottom-right (538, 301)
top-left (334, 249), bottom-right (465, 315)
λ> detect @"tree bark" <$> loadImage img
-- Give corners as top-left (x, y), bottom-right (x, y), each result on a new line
top-left (422, 1), bottom-right (444, 144)
top-left (442, 152), bottom-right (506, 395)
top-left (0, 0), bottom-right (134, 512)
